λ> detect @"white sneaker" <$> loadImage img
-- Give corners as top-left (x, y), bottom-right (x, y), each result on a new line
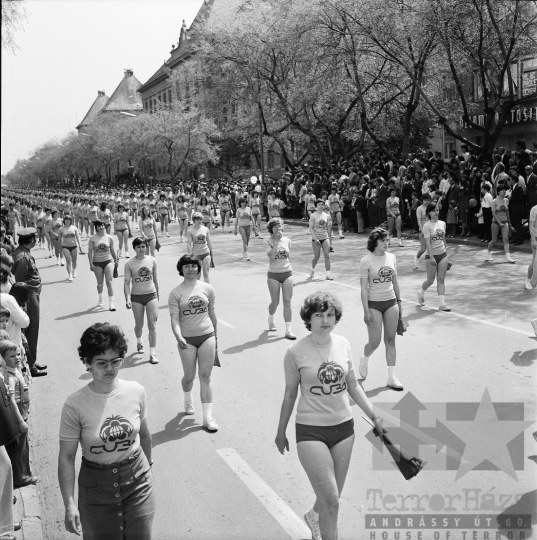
top-left (525, 280), bottom-right (533, 290)
top-left (166, 233), bottom-right (170, 237)
top-left (485, 252), bottom-right (493, 261)
top-left (505, 255), bottom-right (516, 264)
top-left (310, 269), bottom-right (315, 278)
top-left (60, 260), bottom-right (65, 266)
top-left (98, 298), bottom-right (103, 306)
top-left (399, 241), bottom-right (404, 247)
top-left (304, 509), bottom-right (322, 540)
top-left (109, 303), bottom-right (116, 312)
top-left (203, 417), bottom-right (218, 431)
top-left (417, 290), bottom-right (425, 306)
top-left (246, 253), bottom-right (250, 261)
top-left (531, 318), bottom-right (537, 337)
top-left (285, 331), bottom-right (297, 340)
top-left (359, 355), bottom-right (369, 379)
top-left (72, 270), bottom-right (77, 278)
top-left (413, 256), bottom-right (419, 268)
top-left (68, 274), bottom-right (73, 282)
top-left (149, 354), bottom-right (159, 364)
top-left (185, 402), bottom-right (195, 415)
top-left (326, 275), bottom-right (333, 280)
top-left (268, 318), bottom-right (277, 331)
top-left (56, 259), bottom-right (60, 265)
top-left (339, 235), bottom-right (345, 239)
top-left (387, 377), bottom-right (404, 391)
top-left (438, 304), bottom-right (451, 312)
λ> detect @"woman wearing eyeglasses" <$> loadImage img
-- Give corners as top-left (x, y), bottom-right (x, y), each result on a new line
top-left (58, 323), bottom-right (155, 539)
top-left (88, 220), bottom-right (118, 311)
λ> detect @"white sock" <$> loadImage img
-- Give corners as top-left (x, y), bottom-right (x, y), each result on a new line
top-left (388, 366), bottom-right (396, 380)
top-left (338, 226), bottom-right (343, 236)
top-left (202, 403), bottom-right (213, 421)
top-left (150, 347), bottom-right (156, 355)
top-left (268, 314), bottom-right (274, 324)
top-left (184, 391), bottom-right (192, 404)
top-left (309, 507), bottom-right (319, 520)
top-left (311, 266), bottom-right (315, 273)
top-left (98, 293), bottom-right (103, 302)
top-left (326, 271), bottom-right (331, 278)
top-left (438, 294), bottom-right (445, 306)
top-left (137, 337), bottom-right (143, 344)
top-left (285, 322), bottom-right (292, 333)
top-left (109, 296), bottom-right (114, 305)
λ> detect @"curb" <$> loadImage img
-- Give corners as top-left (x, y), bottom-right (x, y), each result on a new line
top-left (12, 484), bottom-right (44, 540)
top-left (281, 218), bottom-right (533, 254)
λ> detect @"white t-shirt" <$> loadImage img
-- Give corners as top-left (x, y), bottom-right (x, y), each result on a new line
top-left (422, 220), bottom-right (447, 255)
top-left (264, 237), bottom-right (292, 273)
top-left (124, 256), bottom-right (157, 295)
top-left (481, 192), bottom-right (493, 208)
top-left (359, 252), bottom-right (397, 302)
top-left (529, 204), bottom-right (537, 247)
top-left (59, 380), bottom-right (147, 465)
top-left (284, 334), bottom-right (354, 426)
top-left (168, 281), bottom-right (215, 337)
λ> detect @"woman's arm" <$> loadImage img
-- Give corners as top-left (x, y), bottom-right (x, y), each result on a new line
top-left (138, 417), bottom-right (152, 464)
top-left (275, 385), bottom-right (298, 454)
top-left (57, 229), bottom-right (64, 247)
top-left (346, 373), bottom-right (382, 427)
top-left (124, 273), bottom-right (132, 305)
top-left (392, 274), bottom-right (402, 316)
top-left (109, 236), bottom-right (117, 262)
top-left (186, 231), bottom-right (193, 255)
top-left (75, 228), bottom-right (83, 252)
top-left (152, 219), bottom-right (158, 239)
top-left (58, 440), bottom-right (81, 536)
top-left (170, 312), bottom-right (188, 349)
top-left (360, 276), bottom-right (371, 325)
top-left (139, 219), bottom-right (146, 238)
top-left (308, 213), bottom-right (317, 239)
top-left (206, 230), bottom-right (213, 258)
top-left (87, 239), bottom-right (94, 270)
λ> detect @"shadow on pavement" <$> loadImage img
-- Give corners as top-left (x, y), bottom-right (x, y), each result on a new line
top-left (509, 348), bottom-right (537, 367)
top-left (223, 330), bottom-right (287, 354)
top-left (56, 306), bottom-right (100, 320)
top-left (42, 279), bottom-right (74, 286)
top-left (152, 412), bottom-right (206, 447)
top-left (365, 386), bottom-right (394, 398)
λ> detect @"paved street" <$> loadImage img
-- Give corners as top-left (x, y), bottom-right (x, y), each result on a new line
top-left (27, 221), bottom-right (536, 540)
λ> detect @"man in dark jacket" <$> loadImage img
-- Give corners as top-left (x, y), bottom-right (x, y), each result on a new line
top-left (509, 175), bottom-right (527, 245)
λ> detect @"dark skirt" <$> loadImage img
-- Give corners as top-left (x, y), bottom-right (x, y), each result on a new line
top-left (78, 450), bottom-right (155, 540)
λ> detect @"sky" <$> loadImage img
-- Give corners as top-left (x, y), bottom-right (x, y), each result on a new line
top-left (1, 0), bottom-right (204, 175)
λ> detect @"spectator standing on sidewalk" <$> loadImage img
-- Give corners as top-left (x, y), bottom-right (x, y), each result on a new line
top-left (525, 164), bottom-right (537, 219)
top-left (11, 228), bottom-right (46, 378)
top-left (508, 174), bottom-right (526, 246)
top-left (480, 185), bottom-right (494, 243)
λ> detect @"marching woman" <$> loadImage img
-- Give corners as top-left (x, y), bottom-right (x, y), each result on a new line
top-left (198, 196), bottom-right (215, 230)
top-left (187, 212), bottom-right (213, 284)
top-left (328, 186), bottom-right (344, 239)
top-left (176, 195), bottom-right (189, 242)
top-left (81, 199), bottom-right (90, 238)
top-left (264, 218), bottom-right (296, 339)
top-left (125, 238), bottom-right (159, 365)
top-left (35, 206), bottom-right (45, 248)
top-left (88, 220), bottom-right (118, 311)
top-left (267, 190), bottom-right (286, 221)
top-left (218, 190), bottom-right (232, 232)
top-left (114, 203), bottom-right (131, 259)
top-left (417, 204), bottom-right (452, 311)
top-left (139, 207), bottom-right (158, 258)
top-left (157, 194), bottom-right (170, 237)
top-left (58, 215), bottom-right (83, 282)
top-left (128, 193), bottom-right (138, 228)
top-left (43, 208), bottom-right (54, 257)
top-left (386, 187), bottom-right (404, 247)
top-left (58, 323), bottom-right (155, 539)
top-left (359, 227), bottom-right (404, 390)
top-left (275, 291), bottom-right (384, 540)
top-left (50, 210), bottom-right (65, 266)
top-left (98, 202), bottom-right (113, 235)
top-left (249, 191), bottom-right (262, 237)
top-left (234, 197), bottom-right (253, 260)
top-left (309, 199), bottom-right (333, 280)
top-left (88, 200), bottom-right (99, 236)
top-left (485, 183), bottom-right (516, 264)
top-left (169, 254), bottom-right (219, 431)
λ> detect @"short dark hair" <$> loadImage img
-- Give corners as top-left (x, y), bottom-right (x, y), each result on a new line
top-left (9, 282), bottom-right (30, 307)
top-left (367, 227), bottom-right (388, 252)
top-left (63, 215), bottom-right (73, 224)
top-left (0, 305), bottom-right (10, 320)
top-left (132, 237), bottom-right (147, 249)
top-left (300, 291), bottom-right (343, 331)
top-left (267, 218), bottom-right (283, 234)
top-left (425, 203), bottom-right (437, 217)
top-left (77, 323), bottom-right (128, 364)
top-left (176, 254), bottom-right (201, 276)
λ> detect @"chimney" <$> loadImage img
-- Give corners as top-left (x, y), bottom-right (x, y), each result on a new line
top-left (124, 69), bottom-right (133, 78)
top-left (98, 90), bottom-right (105, 97)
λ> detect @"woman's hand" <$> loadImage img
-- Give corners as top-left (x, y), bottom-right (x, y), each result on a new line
top-left (19, 420), bottom-right (28, 434)
top-left (126, 301), bottom-right (132, 310)
top-left (89, 263), bottom-right (95, 272)
top-left (363, 311), bottom-right (372, 325)
top-left (176, 336), bottom-right (189, 350)
top-left (64, 503), bottom-right (82, 536)
top-left (234, 229), bottom-right (238, 235)
top-left (275, 433), bottom-right (289, 455)
top-left (372, 416), bottom-right (387, 438)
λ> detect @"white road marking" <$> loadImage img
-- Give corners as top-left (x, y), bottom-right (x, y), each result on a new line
top-left (213, 247), bottom-right (533, 337)
top-left (217, 448), bottom-right (310, 540)
top-left (217, 317), bottom-right (235, 329)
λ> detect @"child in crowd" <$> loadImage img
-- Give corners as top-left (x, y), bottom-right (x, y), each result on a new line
top-left (446, 200), bottom-right (459, 237)
top-left (0, 306), bottom-right (9, 332)
top-left (0, 338), bottom-right (36, 488)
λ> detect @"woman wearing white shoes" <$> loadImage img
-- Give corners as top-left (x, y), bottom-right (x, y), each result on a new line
top-left (113, 203), bottom-right (131, 259)
top-left (124, 238), bottom-right (159, 364)
top-left (417, 204), bottom-right (451, 312)
top-left (139, 207), bottom-right (158, 257)
top-left (57, 216), bottom-right (83, 282)
top-left (176, 195), bottom-right (189, 242)
top-left (359, 227), bottom-right (404, 391)
top-left (234, 197), bottom-right (253, 260)
top-left (309, 199), bottom-right (333, 281)
top-left (249, 191), bottom-right (262, 237)
top-left (275, 291), bottom-right (384, 540)
top-left (264, 218), bottom-right (296, 339)
top-left (88, 220), bottom-right (118, 311)
top-left (50, 210), bottom-right (65, 266)
top-left (485, 183), bottom-right (516, 264)
top-left (386, 187), bottom-right (404, 247)
top-left (187, 212), bottom-right (213, 283)
top-left (169, 254), bottom-right (218, 431)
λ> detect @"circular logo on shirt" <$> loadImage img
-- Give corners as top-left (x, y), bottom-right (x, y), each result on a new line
top-left (196, 234), bottom-right (206, 244)
top-left (432, 229), bottom-right (445, 241)
top-left (187, 295), bottom-right (204, 310)
top-left (99, 415), bottom-right (134, 444)
top-left (138, 267), bottom-right (151, 279)
top-left (95, 242), bottom-right (109, 253)
top-left (317, 361), bottom-right (345, 385)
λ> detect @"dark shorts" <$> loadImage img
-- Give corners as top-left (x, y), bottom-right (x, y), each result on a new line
top-left (239, 226), bottom-right (251, 233)
top-left (78, 450), bottom-right (155, 540)
top-left (425, 252), bottom-right (447, 264)
top-left (267, 271), bottom-right (293, 284)
top-left (131, 291), bottom-right (158, 306)
top-left (184, 332), bottom-right (215, 348)
top-left (93, 259), bottom-right (113, 270)
top-left (195, 252), bottom-right (210, 261)
top-left (296, 419), bottom-right (354, 449)
top-left (312, 238), bottom-right (329, 246)
top-left (62, 245), bottom-right (77, 253)
top-left (368, 297), bottom-right (398, 314)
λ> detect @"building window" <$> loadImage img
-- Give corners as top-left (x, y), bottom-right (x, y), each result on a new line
top-left (163, 92), bottom-right (167, 104)
top-left (168, 89), bottom-right (172, 103)
top-left (280, 153), bottom-right (286, 168)
top-left (268, 152), bottom-right (275, 170)
top-left (522, 57), bottom-right (537, 97)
